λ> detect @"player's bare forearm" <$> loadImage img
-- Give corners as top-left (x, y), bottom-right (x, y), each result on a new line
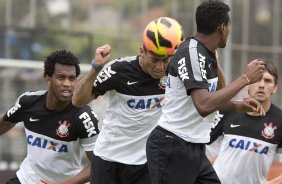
top-left (218, 99), bottom-right (264, 115)
top-left (0, 115), bottom-right (15, 135)
top-left (72, 44), bottom-right (112, 108)
top-left (191, 75), bottom-right (249, 117)
top-left (191, 59), bottom-right (266, 117)
top-left (218, 99), bottom-right (256, 111)
top-left (217, 101), bottom-right (235, 111)
top-left (72, 70), bottom-right (97, 108)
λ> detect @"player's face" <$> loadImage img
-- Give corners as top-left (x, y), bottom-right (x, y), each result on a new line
top-left (248, 71), bottom-right (277, 104)
top-left (46, 63), bottom-right (77, 103)
top-left (140, 48), bottom-right (169, 79)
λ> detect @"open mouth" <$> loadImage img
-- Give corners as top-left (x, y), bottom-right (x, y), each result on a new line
top-left (61, 89), bottom-right (72, 97)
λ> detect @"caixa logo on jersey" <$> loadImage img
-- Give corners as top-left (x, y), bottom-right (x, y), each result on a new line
top-left (94, 66), bottom-right (116, 87)
top-left (27, 135), bottom-right (68, 153)
top-left (127, 97), bottom-right (164, 109)
top-left (229, 138), bottom-right (269, 155)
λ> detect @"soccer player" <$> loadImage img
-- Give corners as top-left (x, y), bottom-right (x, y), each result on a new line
top-left (208, 61), bottom-right (282, 184)
top-left (0, 49), bottom-right (100, 184)
top-left (146, 1), bottom-right (265, 184)
top-left (72, 17), bottom-right (184, 184)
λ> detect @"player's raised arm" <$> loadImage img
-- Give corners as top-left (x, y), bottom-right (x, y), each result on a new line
top-left (191, 59), bottom-right (265, 117)
top-left (72, 44), bottom-right (111, 108)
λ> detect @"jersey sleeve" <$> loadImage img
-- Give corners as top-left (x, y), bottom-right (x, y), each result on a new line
top-left (171, 41), bottom-right (210, 95)
top-left (208, 111), bottom-right (225, 144)
top-left (76, 106), bottom-right (100, 151)
top-left (92, 59), bottom-right (120, 97)
top-left (3, 92), bottom-right (28, 123)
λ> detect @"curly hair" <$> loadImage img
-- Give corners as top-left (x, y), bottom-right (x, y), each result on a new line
top-left (44, 50), bottom-right (81, 77)
top-left (196, 0), bottom-right (230, 35)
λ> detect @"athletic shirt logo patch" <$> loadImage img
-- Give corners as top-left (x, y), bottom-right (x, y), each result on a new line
top-left (261, 122), bottom-right (277, 139)
top-left (56, 120), bottom-right (71, 138)
top-left (159, 76), bottom-right (167, 90)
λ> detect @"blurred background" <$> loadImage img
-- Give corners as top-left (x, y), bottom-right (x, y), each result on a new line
top-left (0, 0), bottom-right (282, 183)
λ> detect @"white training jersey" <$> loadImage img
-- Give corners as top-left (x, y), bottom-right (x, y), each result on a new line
top-left (92, 56), bottom-right (166, 165)
top-left (4, 91), bottom-right (99, 183)
top-left (158, 37), bottom-right (218, 143)
top-left (208, 105), bottom-right (282, 184)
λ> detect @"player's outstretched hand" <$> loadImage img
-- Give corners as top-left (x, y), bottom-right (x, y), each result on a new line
top-left (94, 44), bottom-right (111, 66)
top-left (235, 98), bottom-right (265, 116)
top-left (244, 59), bottom-right (265, 84)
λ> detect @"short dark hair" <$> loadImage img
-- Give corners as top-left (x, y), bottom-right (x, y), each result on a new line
top-left (196, 0), bottom-right (230, 35)
top-left (44, 50), bottom-right (81, 77)
top-left (264, 60), bottom-right (278, 84)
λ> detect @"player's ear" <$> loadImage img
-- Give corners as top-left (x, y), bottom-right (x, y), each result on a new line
top-left (44, 75), bottom-right (51, 85)
top-left (272, 84), bottom-right (278, 94)
top-left (140, 46), bottom-right (146, 59)
top-left (140, 46), bottom-right (145, 55)
top-left (220, 23), bottom-right (227, 35)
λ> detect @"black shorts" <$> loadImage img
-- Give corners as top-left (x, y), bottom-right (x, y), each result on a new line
top-left (146, 126), bottom-right (221, 184)
top-left (90, 155), bottom-right (151, 184)
top-left (6, 176), bottom-right (21, 184)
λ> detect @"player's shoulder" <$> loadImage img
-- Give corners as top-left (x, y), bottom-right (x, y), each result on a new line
top-left (74, 105), bottom-right (99, 122)
top-left (176, 37), bottom-right (191, 52)
top-left (174, 37), bottom-right (207, 58)
top-left (178, 37), bottom-right (203, 48)
top-left (219, 110), bottom-right (241, 122)
top-left (99, 56), bottom-right (139, 76)
top-left (269, 104), bottom-right (282, 118)
top-left (18, 90), bottom-right (47, 105)
top-left (72, 105), bottom-right (100, 137)
top-left (270, 104), bottom-right (282, 112)
top-left (76, 105), bottom-right (94, 113)
top-left (170, 38), bottom-right (190, 62)
top-left (210, 111), bottom-right (239, 127)
top-left (108, 56), bottom-right (138, 68)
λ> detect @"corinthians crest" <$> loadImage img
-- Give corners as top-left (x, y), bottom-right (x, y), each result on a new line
top-left (56, 120), bottom-right (71, 138)
top-left (159, 76), bottom-right (168, 90)
top-left (261, 122), bottom-right (277, 139)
